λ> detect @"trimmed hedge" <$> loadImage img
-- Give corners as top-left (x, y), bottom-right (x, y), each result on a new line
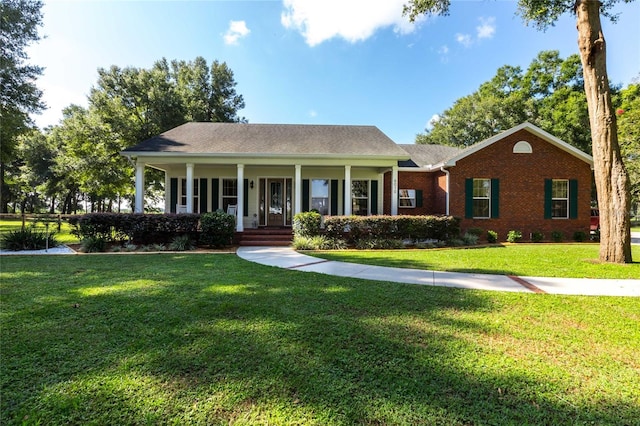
top-left (293, 211), bottom-right (322, 237)
top-left (68, 213), bottom-right (200, 244)
top-left (324, 215), bottom-right (460, 245)
top-left (200, 211), bottom-right (235, 248)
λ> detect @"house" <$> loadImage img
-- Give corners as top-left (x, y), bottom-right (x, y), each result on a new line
top-left (122, 122), bottom-right (593, 241)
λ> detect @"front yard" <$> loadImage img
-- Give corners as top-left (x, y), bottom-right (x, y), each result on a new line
top-left (1, 254), bottom-right (638, 425)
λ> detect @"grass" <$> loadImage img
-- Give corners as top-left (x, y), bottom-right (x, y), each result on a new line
top-left (310, 244), bottom-right (640, 279)
top-left (1, 254), bottom-right (639, 425)
top-left (0, 218), bottom-right (79, 245)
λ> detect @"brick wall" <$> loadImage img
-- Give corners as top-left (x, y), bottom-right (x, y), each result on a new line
top-left (448, 129), bottom-right (592, 242)
top-left (383, 170), bottom-right (444, 215)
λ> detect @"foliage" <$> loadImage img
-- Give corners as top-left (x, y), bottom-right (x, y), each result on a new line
top-left (531, 231), bottom-right (544, 243)
top-left (199, 211), bottom-right (235, 248)
top-left (168, 234), bottom-right (195, 251)
top-left (293, 211), bottom-right (322, 237)
top-left (0, 0), bottom-right (45, 212)
top-left (573, 231), bottom-right (587, 242)
top-left (68, 213), bottom-right (200, 244)
top-left (415, 51), bottom-right (592, 153)
top-left (354, 238), bottom-right (405, 250)
top-left (551, 230), bottom-right (564, 243)
top-left (487, 230), bottom-right (498, 243)
top-left (0, 224), bottom-right (57, 251)
top-left (507, 230), bottom-right (523, 243)
top-left (615, 81), bottom-right (640, 209)
top-left (461, 232), bottom-right (479, 246)
top-left (324, 215), bottom-right (460, 245)
top-left (292, 235), bottom-right (331, 250)
top-left (80, 236), bottom-right (107, 253)
top-left (2, 255), bottom-right (639, 424)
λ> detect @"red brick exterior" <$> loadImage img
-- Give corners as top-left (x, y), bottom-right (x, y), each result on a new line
top-left (383, 129), bottom-right (592, 242)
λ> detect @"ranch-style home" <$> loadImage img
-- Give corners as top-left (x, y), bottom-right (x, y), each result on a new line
top-left (122, 121), bottom-right (593, 241)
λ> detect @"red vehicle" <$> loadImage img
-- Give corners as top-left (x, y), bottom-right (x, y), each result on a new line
top-left (590, 209), bottom-right (600, 233)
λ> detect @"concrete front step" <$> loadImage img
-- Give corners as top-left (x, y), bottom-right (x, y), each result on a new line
top-left (237, 228), bottom-right (293, 246)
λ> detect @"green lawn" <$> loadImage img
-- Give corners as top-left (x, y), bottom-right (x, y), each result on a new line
top-left (0, 218), bottom-right (79, 245)
top-left (310, 244), bottom-right (640, 279)
top-left (1, 254), bottom-right (639, 425)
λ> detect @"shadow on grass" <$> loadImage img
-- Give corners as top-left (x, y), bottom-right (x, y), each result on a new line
top-left (1, 254), bottom-right (637, 425)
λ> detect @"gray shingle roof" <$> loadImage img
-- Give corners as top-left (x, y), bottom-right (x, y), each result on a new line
top-left (123, 122), bottom-right (409, 158)
top-left (397, 144), bottom-right (462, 168)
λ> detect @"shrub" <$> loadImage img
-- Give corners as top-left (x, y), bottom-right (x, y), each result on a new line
top-left (507, 230), bottom-right (522, 243)
top-left (355, 238), bottom-right (405, 250)
top-left (487, 230), bottom-right (498, 243)
top-left (80, 236), bottom-right (107, 253)
top-left (447, 238), bottom-right (465, 247)
top-left (551, 231), bottom-right (564, 243)
top-left (324, 215), bottom-right (460, 245)
top-left (466, 227), bottom-right (484, 237)
top-left (462, 232), bottom-right (479, 246)
top-left (531, 231), bottom-right (544, 243)
top-left (200, 211), bottom-right (235, 248)
top-left (1, 225), bottom-right (58, 251)
top-left (292, 235), bottom-right (329, 250)
top-left (169, 235), bottom-right (195, 251)
top-left (573, 231), bottom-right (587, 242)
top-left (293, 211), bottom-right (322, 237)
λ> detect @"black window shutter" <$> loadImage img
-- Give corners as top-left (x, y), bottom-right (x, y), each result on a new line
top-left (569, 179), bottom-right (578, 219)
top-left (416, 189), bottom-right (423, 208)
top-left (243, 179), bottom-right (249, 217)
top-left (330, 180), bottom-right (338, 215)
top-left (370, 180), bottom-right (378, 215)
top-left (212, 179), bottom-right (219, 211)
top-left (490, 179), bottom-right (499, 218)
top-left (200, 178), bottom-right (208, 213)
top-left (544, 179), bottom-right (552, 219)
top-left (465, 178), bottom-right (474, 219)
top-left (170, 178), bottom-right (178, 213)
top-left (302, 179), bottom-right (310, 212)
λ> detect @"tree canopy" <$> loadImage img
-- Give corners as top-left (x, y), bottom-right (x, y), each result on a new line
top-left (3, 56), bottom-right (246, 214)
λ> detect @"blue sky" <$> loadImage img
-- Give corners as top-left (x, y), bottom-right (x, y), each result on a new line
top-left (29, 0), bottom-right (639, 144)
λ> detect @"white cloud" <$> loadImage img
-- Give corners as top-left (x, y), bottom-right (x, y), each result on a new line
top-left (426, 114), bottom-right (440, 131)
top-left (281, 0), bottom-right (425, 47)
top-left (438, 45), bottom-right (449, 55)
top-left (455, 33), bottom-right (472, 47)
top-left (309, 109), bottom-right (318, 118)
top-left (224, 20), bottom-right (251, 45)
top-left (476, 16), bottom-right (496, 39)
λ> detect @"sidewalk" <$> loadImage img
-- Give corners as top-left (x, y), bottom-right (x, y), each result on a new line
top-left (236, 246), bottom-right (640, 297)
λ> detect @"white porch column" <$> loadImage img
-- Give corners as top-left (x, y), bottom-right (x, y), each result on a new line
top-left (391, 165), bottom-right (398, 216)
top-left (186, 163), bottom-right (194, 213)
top-left (164, 171), bottom-right (170, 213)
top-left (135, 161), bottom-right (145, 213)
top-left (294, 164), bottom-right (302, 215)
top-left (236, 164), bottom-right (244, 232)
top-left (344, 165), bottom-right (352, 216)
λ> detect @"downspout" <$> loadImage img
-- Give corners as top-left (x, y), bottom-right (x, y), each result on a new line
top-left (440, 166), bottom-right (450, 216)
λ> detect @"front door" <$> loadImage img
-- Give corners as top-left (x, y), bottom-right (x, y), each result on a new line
top-left (268, 179), bottom-right (284, 226)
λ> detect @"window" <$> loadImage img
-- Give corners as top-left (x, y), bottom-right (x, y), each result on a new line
top-left (473, 179), bottom-right (491, 218)
top-left (399, 189), bottom-right (416, 208)
top-left (311, 179), bottom-right (329, 215)
top-left (551, 179), bottom-right (569, 218)
top-left (352, 180), bottom-right (369, 216)
top-left (222, 179), bottom-right (237, 213)
top-left (180, 178), bottom-right (199, 213)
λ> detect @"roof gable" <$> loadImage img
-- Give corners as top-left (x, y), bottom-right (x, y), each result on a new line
top-left (433, 122), bottom-right (593, 169)
top-left (397, 144), bottom-right (462, 168)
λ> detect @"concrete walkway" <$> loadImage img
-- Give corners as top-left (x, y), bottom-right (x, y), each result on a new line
top-left (237, 246), bottom-right (640, 297)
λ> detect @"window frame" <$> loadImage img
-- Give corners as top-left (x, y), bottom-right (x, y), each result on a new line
top-left (399, 189), bottom-right (417, 208)
top-left (179, 178), bottom-right (200, 213)
top-left (472, 178), bottom-right (491, 219)
top-left (222, 178), bottom-right (238, 213)
top-left (351, 180), bottom-right (370, 216)
top-left (551, 179), bottom-right (569, 219)
top-left (310, 178), bottom-right (330, 215)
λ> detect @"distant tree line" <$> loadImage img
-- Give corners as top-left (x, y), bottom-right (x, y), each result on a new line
top-left (415, 51), bottom-right (639, 212)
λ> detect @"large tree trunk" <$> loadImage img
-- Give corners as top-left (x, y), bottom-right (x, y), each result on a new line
top-left (576, 0), bottom-right (632, 263)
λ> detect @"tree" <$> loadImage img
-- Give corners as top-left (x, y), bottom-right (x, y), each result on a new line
top-left (0, 0), bottom-right (45, 212)
top-left (418, 51), bottom-right (590, 151)
top-left (615, 81), bottom-right (639, 214)
top-left (405, 0), bottom-right (633, 263)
